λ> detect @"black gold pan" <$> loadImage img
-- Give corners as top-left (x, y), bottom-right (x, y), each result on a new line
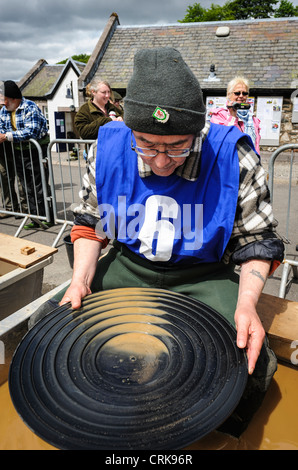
top-left (9, 287), bottom-right (247, 450)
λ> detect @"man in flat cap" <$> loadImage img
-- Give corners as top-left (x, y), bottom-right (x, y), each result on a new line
top-left (53, 48), bottom-right (283, 435)
top-left (0, 80), bottom-right (50, 227)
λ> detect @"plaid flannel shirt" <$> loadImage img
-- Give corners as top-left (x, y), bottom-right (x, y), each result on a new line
top-left (73, 122), bottom-right (280, 263)
top-left (0, 97), bottom-right (48, 142)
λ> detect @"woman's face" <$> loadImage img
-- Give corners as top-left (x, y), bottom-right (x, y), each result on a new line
top-left (228, 83), bottom-right (249, 104)
top-left (92, 83), bottom-right (111, 108)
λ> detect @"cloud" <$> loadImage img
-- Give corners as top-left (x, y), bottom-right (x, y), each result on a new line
top-left (1, 0), bottom-right (297, 81)
top-left (1, 0), bottom-right (223, 80)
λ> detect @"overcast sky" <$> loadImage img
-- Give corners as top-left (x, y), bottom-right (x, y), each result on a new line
top-left (1, 0), bottom-right (297, 82)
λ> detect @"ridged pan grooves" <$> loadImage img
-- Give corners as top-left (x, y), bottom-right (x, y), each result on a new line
top-left (9, 288), bottom-right (247, 450)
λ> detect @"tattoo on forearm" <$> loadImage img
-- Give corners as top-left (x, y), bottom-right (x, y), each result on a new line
top-left (250, 269), bottom-right (265, 283)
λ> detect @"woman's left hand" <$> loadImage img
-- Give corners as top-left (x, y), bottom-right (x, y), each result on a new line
top-left (234, 302), bottom-right (265, 375)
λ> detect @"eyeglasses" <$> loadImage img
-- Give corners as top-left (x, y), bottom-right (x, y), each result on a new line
top-left (131, 135), bottom-right (193, 158)
top-left (233, 91), bottom-right (248, 96)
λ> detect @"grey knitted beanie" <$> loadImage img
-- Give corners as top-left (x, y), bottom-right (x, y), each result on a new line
top-left (124, 47), bottom-right (206, 135)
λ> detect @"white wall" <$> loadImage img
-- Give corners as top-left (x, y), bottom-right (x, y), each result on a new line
top-left (47, 67), bottom-right (80, 142)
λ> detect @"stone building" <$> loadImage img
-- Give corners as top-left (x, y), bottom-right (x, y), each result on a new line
top-left (79, 13), bottom-right (298, 150)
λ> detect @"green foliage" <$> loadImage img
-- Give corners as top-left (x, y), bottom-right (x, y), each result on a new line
top-left (232, 0), bottom-right (278, 19)
top-left (57, 54), bottom-right (91, 65)
top-left (178, 0), bottom-right (298, 22)
top-left (274, 0), bottom-right (298, 17)
top-left (178, 2), bottom-right (232, 22)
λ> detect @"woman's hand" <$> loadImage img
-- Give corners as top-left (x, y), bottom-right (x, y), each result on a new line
top-left (110, 115), bottom-right (123, 121)
top-left (234, 300), bottom-right (265, 375)
top-left (60, 280), bottom-right (92, 309)
top-left (59, 237), bottom-right (102, 309)
top-left (235, 259), bottom-right (271, 374)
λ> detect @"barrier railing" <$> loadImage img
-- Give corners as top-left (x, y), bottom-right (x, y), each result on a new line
top-left (0, 139), bottom-right (52, 235)
top-left (3, 138), bottom-right (297, 298)
top-left (46, 139), bottom-right (95, 247)
top-left (268, 143), bottom-right (298, 298)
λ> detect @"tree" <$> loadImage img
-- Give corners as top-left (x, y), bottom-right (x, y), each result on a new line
top-left (57, 54), bottom-right (91, 65)
top-left (178, 0), bottom-right (298, 22)
top-left (274, 0), bottom-right (298, 17)
top-left (178, 2), bottom-right (235, 22)
top-left (178, 3), bottom-right (209, 22)
top-left (232, 0), bottom-right (278, 19)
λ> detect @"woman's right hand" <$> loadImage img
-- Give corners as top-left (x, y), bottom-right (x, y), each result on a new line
top-left (59, 237), bottom-right (102, 309)
top-left (59, 280), bottom-right (92, 309)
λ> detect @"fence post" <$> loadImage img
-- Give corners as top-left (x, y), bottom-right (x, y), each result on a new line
top-left (47, 139), bottom-right (95, 247)
top-left (0, 341), bottom-right (4, 365)
top-left (0, 138), bottom-right (52, 228)
top-left (268, 143), bottom-right (298, 298)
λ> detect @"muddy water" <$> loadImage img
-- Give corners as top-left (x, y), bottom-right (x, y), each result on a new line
top-left (1, 363), bottom-right (297, 450)
top-left (0, 381), bottom-right (56, 450)
top-left (186, 363), bottom-right (298, 450)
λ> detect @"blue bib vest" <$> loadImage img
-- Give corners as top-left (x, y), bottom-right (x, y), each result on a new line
top-left (95, 122), bottom-right (251, 266)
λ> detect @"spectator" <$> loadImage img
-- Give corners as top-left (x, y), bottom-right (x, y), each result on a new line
top-left (210, 76), bottom-right (261, 154)
top-left (75, 79), bottom-right (123, 140)
top-left (0, 140), bottom-right (25, 218)
top-left (40, 48), bottom-right (283, 435)
top-left (0, 86), bottom-right (18, 218)
top-left (111, 90), bottom-right (123, 111)
top-left (0, 80), bottom-right (51, 229)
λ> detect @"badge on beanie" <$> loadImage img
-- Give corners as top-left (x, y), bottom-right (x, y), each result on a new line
top-left (152, 107), bottom-right (170, 123)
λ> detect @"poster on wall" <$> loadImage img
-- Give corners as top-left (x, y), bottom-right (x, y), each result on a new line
top-left (206, 96), bottom-right (255, 120)
top-left (292, 97), bottom-right (298, 123)
top-left (206, 97), bottom-right (226, 120)
top-left (256, 97), bottom-right (283, 146)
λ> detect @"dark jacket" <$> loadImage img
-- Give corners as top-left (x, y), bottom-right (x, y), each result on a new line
top-left (75, 100), bottom-right (123, 140)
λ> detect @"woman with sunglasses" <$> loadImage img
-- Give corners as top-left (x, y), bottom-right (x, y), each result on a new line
top-left (211, 76), bottom-right (261, 154)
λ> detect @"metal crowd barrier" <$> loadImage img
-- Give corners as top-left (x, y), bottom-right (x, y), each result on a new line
top-left (0, 139), bottom-right (52, 235)
top-left (46, 139), bottom-right (95, 247)
top-left (3, 138), bottom-right (297, 298)
top-left (268, 143), bottom-right (298, 298)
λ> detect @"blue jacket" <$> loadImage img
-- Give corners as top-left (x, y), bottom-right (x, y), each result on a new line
top-left (96, 122), bottom-right (247, 266)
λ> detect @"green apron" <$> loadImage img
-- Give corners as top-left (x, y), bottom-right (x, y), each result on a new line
top-left (30, 240), bottom-right (277, 437)
top-left (90, 241), bottom-right (240, 326)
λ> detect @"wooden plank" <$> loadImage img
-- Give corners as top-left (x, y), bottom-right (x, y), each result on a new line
top-left (0, 233), bottom-right (57, 268)
top-left (257, 293), bottom-right (298, 365)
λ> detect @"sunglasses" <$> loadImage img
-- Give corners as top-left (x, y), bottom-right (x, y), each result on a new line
top-left (233, 91), bottom-right (248, 96)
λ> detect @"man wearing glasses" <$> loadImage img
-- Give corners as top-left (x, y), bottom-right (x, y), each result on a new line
top-left (210, 76), bottom-right (261, 153)
top-left (58, 48), bottom-right (283, 435)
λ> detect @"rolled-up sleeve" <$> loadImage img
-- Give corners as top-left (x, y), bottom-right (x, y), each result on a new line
top-left (223, 138), bottom-right (284, 267)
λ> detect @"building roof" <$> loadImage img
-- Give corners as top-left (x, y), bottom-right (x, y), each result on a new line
top-left (89, 16), bottom-right (298, 91)
top-left (19, 58), bottom-right (86, 99)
